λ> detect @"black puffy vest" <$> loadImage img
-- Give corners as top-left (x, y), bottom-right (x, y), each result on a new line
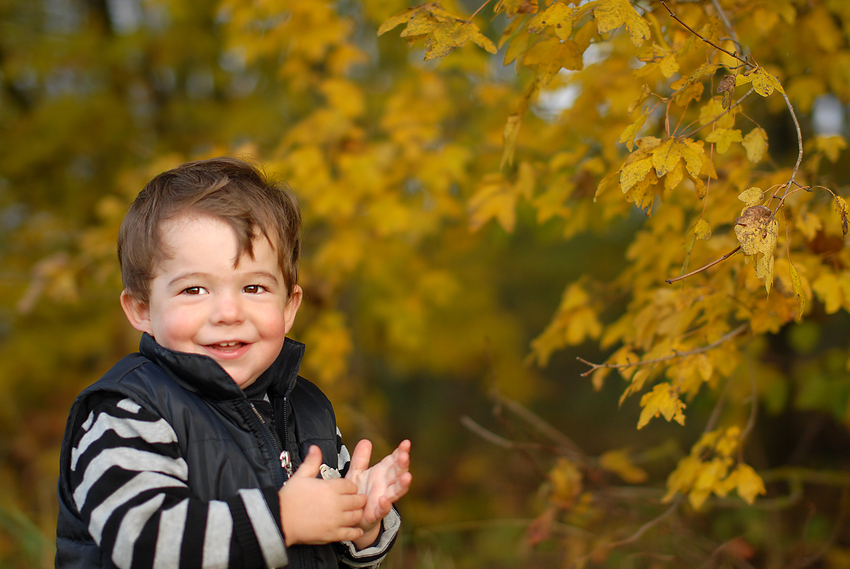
top-left (56, 334), bottom-right (341, 568)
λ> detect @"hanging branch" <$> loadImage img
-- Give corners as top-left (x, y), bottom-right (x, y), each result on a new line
top-left (577, 323), bottom-right (749, 377)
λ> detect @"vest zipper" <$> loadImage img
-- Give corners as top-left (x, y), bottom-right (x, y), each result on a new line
top-left (248, 401), bottom-right (292, 481)
top-left (281, 395), bottom-right (293, 478)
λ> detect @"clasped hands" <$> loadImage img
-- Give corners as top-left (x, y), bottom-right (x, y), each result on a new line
top-left (279, 440), bottom-right (412, 549)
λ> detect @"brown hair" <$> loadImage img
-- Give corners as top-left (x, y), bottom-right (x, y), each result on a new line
top-left (118, 157), bottom-right (301, 304)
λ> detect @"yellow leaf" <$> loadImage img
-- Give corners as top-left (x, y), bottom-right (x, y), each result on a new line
top-left (651, 139), bottom-right (682, 178)
top-left (664, 161), bottom-right (684, 191)
top-left (679, 138), bottom-right (704, 178)
top-left (469, 173), bottom-right (517, 232)
top-left (813, 272), bottom-right (843, 314)
top-left (637, 383), bottom-right (686, 430)
top-left (663, 455), bottom-right (701, 502)
top-left (501, 113), bottom-right (523, 170)
top-left (742, 127), bottom-right (768, 163)
top-left (733, 464), bottom-right (766, 504)
top-left (620, 156), bottom-right (653, 193)
top-left (599, 449), bottom-right (648, 484)
top-left (835, 195), bottom-right (849, 236)
top-left (379, 3), bottom-right (497, 60)
top-left (790, 261), bottom-right (805, 319)
top-left (593, 0), bottom-right (650, 46)
top-left (659, 52), bottom-right (679, 78)
top-left (796, 212), bottom-right (822, 241)
top-left (523, 38), bottom-right (583, 86)
top-left (548, 458), bottom-right (583, 509)
top-left (527, 1), bottom-right (575, 41)
top-left (494, 0), bottom-right (538, 18)
top-left (738, 187), bottom-right (763, 208)
top-left (699, 97), bottom-right (736, 129)
top-left (619, 111), bottom-right (647, 151)
top-left (737, 67), bottom-right (784, 97)
top-left (705, 128), bottom-right (743, 154)
top-left (815, 135), bottom-right (847, 163)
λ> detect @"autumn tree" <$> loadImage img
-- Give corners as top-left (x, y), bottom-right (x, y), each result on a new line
top-left (3, 0), bottom-right (850, 567)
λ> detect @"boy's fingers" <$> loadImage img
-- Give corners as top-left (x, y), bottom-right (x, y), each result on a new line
top-left (291, 445), bottom-right (322, 479)
top-left (347, 439), bottom-right (373, 475)
top-left (339, 492), bottom-right (367, 511)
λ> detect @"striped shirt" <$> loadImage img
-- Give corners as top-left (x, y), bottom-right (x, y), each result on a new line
top-left (68, 394), bottom-right (398, 569)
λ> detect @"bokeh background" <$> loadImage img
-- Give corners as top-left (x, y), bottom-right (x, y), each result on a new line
top-left (4, 1), bottom-right (850, 567)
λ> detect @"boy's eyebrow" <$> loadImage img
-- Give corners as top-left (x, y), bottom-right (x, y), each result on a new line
top-left (167, 271), bottom-right (280, 287)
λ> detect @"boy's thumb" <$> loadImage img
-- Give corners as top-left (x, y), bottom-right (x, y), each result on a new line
top-left (292, 445), bottom-right (322, 479)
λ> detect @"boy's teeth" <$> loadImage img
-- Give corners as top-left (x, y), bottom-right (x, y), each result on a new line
top-left (218, 341), bottom-right (239, 347)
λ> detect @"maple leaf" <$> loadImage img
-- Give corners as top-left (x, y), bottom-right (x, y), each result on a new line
top-left (523, 38), bottom-right (583, 86)
top-left (737, 187), bottom-right (764, 208)
top-left (705, 127), bottom-right (743, 154)
top-left (835, 195), bottom-right (849, 236)
top-left (733, 464), bottom-right (766, 505)
top-left (789, 261), bottom-right (806, 319)
top-left (494, 0), bottom-right (538, 18)
top-left (734, 205), bottom-right (779, 292)
top-left (736, 66), bottom-right (785, 97)
top-left (651, 138), bottom-right (683, 178)
top-left (716, 74), bottom-right (737, 109)
top-left (814, 135), bottom-right (847, 163)
top-left (619, 110), bottom-right (647, 151)
top-left (742, 127), bottom-right (768, 163)
top-left (620, 155), bottom-right (653, 193)
top-left (501, 113), bottom-right (523, 170)
top-left (637, 383), bottom-right (686, 429)
top-left (591, 0), bottom-right (650, 47)
top-left (377, 2), bottom-right (497, 61)
top-left (527, 1), bottom-right (575, 41)
top-left (599, 449), bottom-right (648, 484)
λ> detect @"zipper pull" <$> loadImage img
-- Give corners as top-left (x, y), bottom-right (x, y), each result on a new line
top-left (280, 450), bottom-right (293, 477)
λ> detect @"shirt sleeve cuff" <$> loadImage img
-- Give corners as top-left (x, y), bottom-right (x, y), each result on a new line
top-left (340, 507), bottom-right (401, 566)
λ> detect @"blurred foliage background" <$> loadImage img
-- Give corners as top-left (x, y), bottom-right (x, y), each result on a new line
top-left (3, 0), bottom-right (850, 567)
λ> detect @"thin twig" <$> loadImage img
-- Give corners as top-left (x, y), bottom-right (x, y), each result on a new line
top-left (684, 88), bottom-right (754, 139)
top-left (578, 323), bottom-right (749, 377)
top-left (772, 90), bottom-right (806, 215)
top-left (492, 391), bottom-right (586, 456)
top-left (570, 495), bottom-right (684, 568)
top-left (710, 0), bottom-right (739, 45)
top-left (660, 1), bottom-right (749, 66)
top-left (666, 246), bottom-right (741, 284)
top-left (460, 416), bottom-right (543, 450)
top-left (467, 0), bottom-right (493, 22)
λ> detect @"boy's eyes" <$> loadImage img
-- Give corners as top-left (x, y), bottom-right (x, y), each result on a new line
top-left (179, 285), bottom-right (268, 295)
top-left (182, 286), bottom-right (207, 295)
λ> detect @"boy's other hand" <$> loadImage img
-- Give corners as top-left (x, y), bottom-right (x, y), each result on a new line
top-left (345, 439), bottom-right (412, 545)
top-left (279, 445), bottom-right (366, 546)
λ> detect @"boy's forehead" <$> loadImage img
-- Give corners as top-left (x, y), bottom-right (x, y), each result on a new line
top-left (154, 212), bottom-right (281, 270)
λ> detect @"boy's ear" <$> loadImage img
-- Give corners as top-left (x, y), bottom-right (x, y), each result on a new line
top-left (120, 290), bottom-right (153, 335)
top-left (283, 285), bottom-right (303, 334)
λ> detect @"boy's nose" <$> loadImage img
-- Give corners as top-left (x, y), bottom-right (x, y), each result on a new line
top-left (212, 292), bottom-right (245, 324)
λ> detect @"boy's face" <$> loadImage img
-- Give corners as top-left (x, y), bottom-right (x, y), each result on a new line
top-left (121, 212), bottom-right (301, 389)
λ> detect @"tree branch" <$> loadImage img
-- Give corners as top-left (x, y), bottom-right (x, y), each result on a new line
top-left (578, 323), bottom-right (749, 377)
top-left (660, 1), bottom-right (748, 66)
top-left (666, 246), bottom-right (741, 284)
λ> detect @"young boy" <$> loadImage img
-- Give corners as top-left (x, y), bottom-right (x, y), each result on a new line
top-left (56, 157), bottom-right (412, 568)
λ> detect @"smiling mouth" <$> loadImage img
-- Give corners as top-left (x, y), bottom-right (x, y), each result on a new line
top-left (208, 341), bottom-right (247, 350)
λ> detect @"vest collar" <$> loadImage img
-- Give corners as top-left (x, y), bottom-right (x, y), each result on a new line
top-left (139, 333), bottom-right (305, 401)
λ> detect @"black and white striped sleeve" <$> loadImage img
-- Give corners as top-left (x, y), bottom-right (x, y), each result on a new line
top-left (68, 394), bottom-right (287, 569)
top-left (335, 429), bottom-right (401, 569)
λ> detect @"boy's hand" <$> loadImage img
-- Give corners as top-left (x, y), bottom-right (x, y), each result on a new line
top-left (279, 445), bottom-right (366, 546)
top-left (345, 439), bottom-right (412, 547)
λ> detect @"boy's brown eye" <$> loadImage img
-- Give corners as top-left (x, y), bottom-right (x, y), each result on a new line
top-left (244, 285), bottom-right (265, 293)
top-left (184, 287), bottom-right (203, 295)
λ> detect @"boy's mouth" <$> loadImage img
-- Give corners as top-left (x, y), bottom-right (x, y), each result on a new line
top-left (205, 341), bottom-right (248, 354)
